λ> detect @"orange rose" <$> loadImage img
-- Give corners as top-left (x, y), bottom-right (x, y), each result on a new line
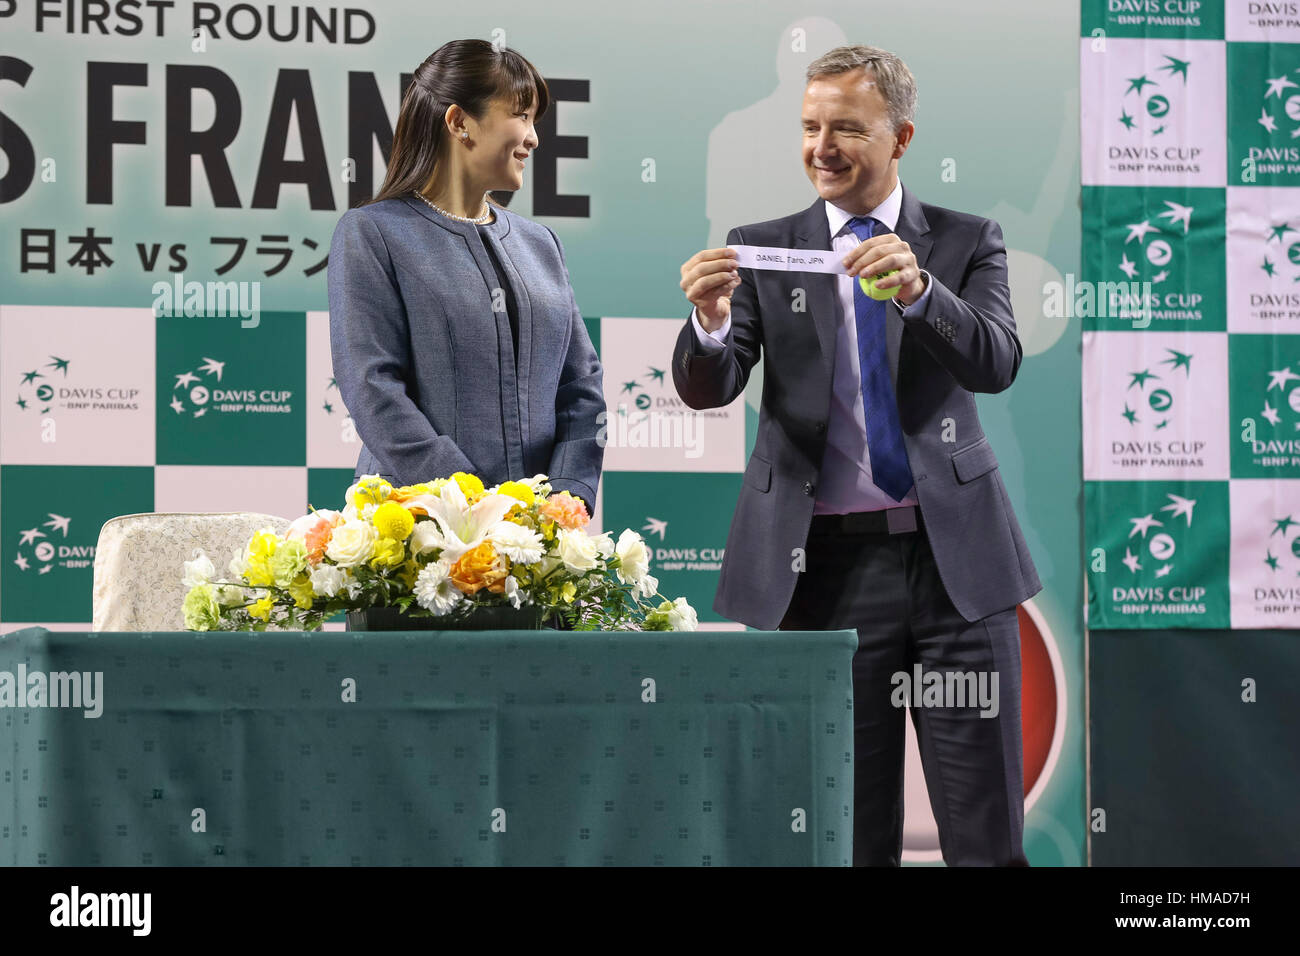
top-left (449, 541), bottom-right (508, 595)
top-left (286, 509), bottom-right (341, 566)
top-left (539, 491), bottom-right (589, 530)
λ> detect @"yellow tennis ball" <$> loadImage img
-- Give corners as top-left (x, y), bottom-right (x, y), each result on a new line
top-left (860, 269), bottom-right (900, 300)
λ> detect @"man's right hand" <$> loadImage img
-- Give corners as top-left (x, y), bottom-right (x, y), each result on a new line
top-left (680, 248), bottom-right (740, 333)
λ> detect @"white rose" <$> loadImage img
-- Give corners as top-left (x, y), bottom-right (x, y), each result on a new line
top-left (487, 521), bottom-right (544, 564)
top-left (614, 529), bottom-right (650, 586)
top-left (666, 597), bottom-right (698, 631)
top-left (557, 528), bottom-right (601, 572)
top-left (182, 551), bottom-right (215, 588)
top-left (592, 531), bottom-right (614, 559)
top-left (325, 518), bottom-right (378, 568)
top-left (309, 564), bottom-right (347, 598)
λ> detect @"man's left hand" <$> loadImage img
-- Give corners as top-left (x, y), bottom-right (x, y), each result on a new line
top-left (842, 233), bottom-right (926, 306)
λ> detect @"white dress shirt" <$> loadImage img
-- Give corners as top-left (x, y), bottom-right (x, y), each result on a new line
top-left (690, 180), bottom-right (931, 514)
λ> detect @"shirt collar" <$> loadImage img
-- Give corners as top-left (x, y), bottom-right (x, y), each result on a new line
top-left (825, 179), bottom-right (903, 238)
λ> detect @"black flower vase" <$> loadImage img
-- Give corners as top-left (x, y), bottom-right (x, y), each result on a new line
top-left (346, 602), bottom-right (549, 631)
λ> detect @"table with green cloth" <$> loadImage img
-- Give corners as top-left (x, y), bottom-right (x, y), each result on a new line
top-left (1, 626), bottom-right (857, 866)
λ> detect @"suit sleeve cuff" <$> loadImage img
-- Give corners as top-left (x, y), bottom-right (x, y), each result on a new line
top-left (894, 270), bottom-right (933, 316)
top-left (691, 308), bottom-right (730, 350)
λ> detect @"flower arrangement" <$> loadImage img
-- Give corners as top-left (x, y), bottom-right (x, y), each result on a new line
top-left (180, 472), bottom-right (698, 632)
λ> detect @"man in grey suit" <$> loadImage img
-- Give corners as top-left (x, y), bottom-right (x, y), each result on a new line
top-left (673, 45), bottom-right (1042, 866)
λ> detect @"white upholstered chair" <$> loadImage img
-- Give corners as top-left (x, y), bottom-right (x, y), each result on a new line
top-left (92, 512), bottom-right (291, 631)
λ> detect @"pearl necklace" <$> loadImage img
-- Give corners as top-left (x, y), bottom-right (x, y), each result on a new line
top-left (411, 189), bottom-right (493, 224)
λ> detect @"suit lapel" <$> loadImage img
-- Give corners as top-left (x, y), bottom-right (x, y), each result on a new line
top-left (889, 186), bottom-right (932, 380)
top-left (792, 199), bottom-right (839, 384)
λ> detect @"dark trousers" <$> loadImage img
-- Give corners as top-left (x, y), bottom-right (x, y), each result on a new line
top-left (779, 512), bottom-right (1028, 866)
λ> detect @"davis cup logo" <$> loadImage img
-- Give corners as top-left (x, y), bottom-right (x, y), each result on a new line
top-left (14, 355), bottom-right (69, 414)
top-left (1229, 45), bottom-right (1300, 185)
top-left (615, 365), bottom-right (668, 425)
top-left (322, 377), bottom-right (340, 415)
top-left (1087, 38), bottom-right (1225, 186)
top-left (12, 513), bottom-right (91, 575)
top-left (1085, 331), bottom-right (1225, 481)
top-left (1102, 200), bottom-right (1204, 325)
top-left (171, 357), bottom-right (224, 417)
top-left (1257, 71), bottom-right (1300, 143)
top-left (639, 515), bottom-right (723, 571)
top-left (1261, 220), bottom-right (1300, 284)
top-left (1116, 56), bottom-right (1190, 139)
top-left (1123, 496), bottom-right (1190, 580)
top-left (1120, 348), bottom-right (1193, 434)
top-left (1118, 201), bottom-right (1193, 288)
top-left (1240, 501), bottom-right (1300, 625)
top-left (13, 353), bottom-right (141, 415)
top-left (1263, 513), bottom-right (1300, 580)
top-left (1123, 493), bottom-right (1195, 580)
top-left (1250, 364), bottom-right (1300, 463)
top-left (1108, 491), bottom-right (1209, 620)
top-left (170, 356), bottom-right (292, 418)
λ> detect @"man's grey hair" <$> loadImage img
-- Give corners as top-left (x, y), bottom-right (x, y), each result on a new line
top-left (806, 45), bottom-right (917, 132)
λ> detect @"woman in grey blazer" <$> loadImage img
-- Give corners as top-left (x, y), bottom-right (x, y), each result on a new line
top-left (327, 39), bottom-right (604, 515)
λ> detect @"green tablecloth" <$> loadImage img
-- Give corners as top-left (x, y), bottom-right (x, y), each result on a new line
top-left (1, 627), bottom-right (856, 866)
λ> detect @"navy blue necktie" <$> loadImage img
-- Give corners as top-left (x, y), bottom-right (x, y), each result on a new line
top-left (846, 216), bottom-right (913, 501)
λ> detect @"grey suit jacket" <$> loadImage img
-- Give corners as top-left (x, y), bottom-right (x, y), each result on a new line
top-left (672, 187), bottom-right (1042, 629)
top-left (328, 195), bottom-right (604, 510)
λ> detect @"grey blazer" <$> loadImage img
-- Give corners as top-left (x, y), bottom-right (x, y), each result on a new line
top-left (327, 195), bottom-right (604, 510)
top-left (673, 188), bottom-right (1042, 629)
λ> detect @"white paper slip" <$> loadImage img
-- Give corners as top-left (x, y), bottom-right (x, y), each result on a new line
top-left (729, 244), bottom-right (849, 275)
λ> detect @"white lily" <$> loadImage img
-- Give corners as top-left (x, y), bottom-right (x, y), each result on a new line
top-left (403, 479), bottom-right (517, 564)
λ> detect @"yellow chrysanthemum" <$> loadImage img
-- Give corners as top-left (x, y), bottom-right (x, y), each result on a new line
top-left (497, 481), bottom-right (536, 507)
top-left (248, 594), bottom-right (275, 621)
top-left (451, 471), bottom-right (484, 498)
top-left (369, 536), bottom-right (405, 569)
top-left (288, 572), bottom-right (315, 610)
top-left (351, 476), bottom-right (394, 511)
top-left (372, 501), bottom-right (415, 541)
